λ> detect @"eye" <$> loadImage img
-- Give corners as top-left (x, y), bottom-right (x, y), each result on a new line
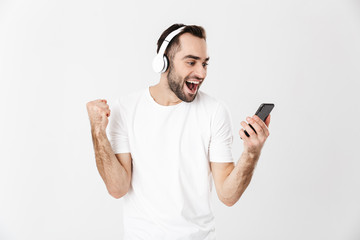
top-left (202, 62), bottom-right (208, 68)
top-left (187, 61), bottom-right (195, 66)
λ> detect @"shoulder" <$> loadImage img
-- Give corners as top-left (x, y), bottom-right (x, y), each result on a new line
top-left (118, 88), bottom-right (146, 104)
top-left (115, 88), bottom-right (147, 109)
top-left (117, 88), bottom-right (147, 106)
top-left (196, 92), bottom-right (233, 134)
top-left (196, 91), bottom-right (231, 116)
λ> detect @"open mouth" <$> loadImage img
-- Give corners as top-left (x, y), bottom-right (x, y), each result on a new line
top-left (185, 80), bottom-right (200, 94)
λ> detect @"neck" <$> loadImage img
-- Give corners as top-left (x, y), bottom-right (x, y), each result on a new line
top-left (149, 75), bottom-right (182, 106)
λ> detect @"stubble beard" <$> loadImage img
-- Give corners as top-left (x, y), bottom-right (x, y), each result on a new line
top-left (167, 64), bottom-right (198, 103)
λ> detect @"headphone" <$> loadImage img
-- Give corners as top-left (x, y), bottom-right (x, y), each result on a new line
top-left (152, 26), bottom-right (185, 73)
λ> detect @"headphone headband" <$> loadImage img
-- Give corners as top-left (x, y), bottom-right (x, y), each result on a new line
top-left (153, 26), bottom-right (186, 73)
top-left (157, 26), bottom-right (185, 57)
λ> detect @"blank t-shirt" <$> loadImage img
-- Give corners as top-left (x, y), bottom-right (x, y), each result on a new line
top-left (107, 87), bottom-right (234, 240)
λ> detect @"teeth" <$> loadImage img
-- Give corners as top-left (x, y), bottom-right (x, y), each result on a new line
top-left (186, 80), bottom-right (200, 84)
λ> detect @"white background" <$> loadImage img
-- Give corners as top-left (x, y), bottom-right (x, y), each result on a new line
top-left (1, 0), bottom-right (359, 239)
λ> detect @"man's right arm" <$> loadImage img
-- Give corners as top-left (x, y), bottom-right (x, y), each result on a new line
top-left (87, 99), bottom-right (132, 199)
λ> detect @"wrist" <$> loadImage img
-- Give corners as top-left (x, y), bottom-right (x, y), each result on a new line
top-left (238, 152), bottom-right (258, 176)
top-left (242, 151), bottom-right (260, 162)
top-left (91, 126), bottom-right (106, 137)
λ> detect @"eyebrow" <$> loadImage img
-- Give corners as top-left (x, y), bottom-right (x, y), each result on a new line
top-left (182, 55), bottom-right (210, 62)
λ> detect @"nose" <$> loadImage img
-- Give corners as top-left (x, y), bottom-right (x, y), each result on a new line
top-left (194, 64), bottom-right (206, 80)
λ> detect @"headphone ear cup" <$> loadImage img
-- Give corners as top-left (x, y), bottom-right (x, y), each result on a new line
top-left (152, 55), bottom-right (165, 73)
top-left (162, 55), bottom-right (169, 73)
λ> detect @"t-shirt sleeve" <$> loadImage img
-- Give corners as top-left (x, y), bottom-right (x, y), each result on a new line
top-left (107, 99), bottom-right (131, 154)
top-left (209, 101), bottom-right (234, 163)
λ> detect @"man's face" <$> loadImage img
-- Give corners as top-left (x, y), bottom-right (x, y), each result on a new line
top-left (166, 33), bottom-right (209, 103)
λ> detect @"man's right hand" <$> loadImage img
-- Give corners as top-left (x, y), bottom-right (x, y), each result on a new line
top-left (86, 99), bottom-right (111, 133)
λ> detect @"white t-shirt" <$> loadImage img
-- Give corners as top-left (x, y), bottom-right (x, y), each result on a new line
top-left (107, 87), bottom-right (234, 240)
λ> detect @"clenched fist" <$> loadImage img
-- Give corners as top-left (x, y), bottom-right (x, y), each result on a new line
top-left (86, 99), bottom-right (111, 133)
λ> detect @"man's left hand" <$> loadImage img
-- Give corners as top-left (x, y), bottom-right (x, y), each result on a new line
top-left (239, 114), bottom-right (271, 159)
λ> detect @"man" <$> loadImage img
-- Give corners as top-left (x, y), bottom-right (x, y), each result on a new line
top-left (86, 24), bottom-right (271, 239)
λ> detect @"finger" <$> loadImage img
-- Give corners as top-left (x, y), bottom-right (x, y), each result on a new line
top-left (100, 99), bottom-right (107, 104)
top-left (106, 109), bottom-right (111, 117)
top-left (240, 121), bottom-right (256, 137)
top-left (99, 101), bottom-right (109, 109)
top-left (246, 117), bottom-right (263, 134)
top-left (252, 115), bottom-right (269, 137)
top-left (265, 114), bottom-right (271, 127)
top-left (246, 117), bottom-right (267, 137)
top-left (239, 129), bottom-right (247, 140)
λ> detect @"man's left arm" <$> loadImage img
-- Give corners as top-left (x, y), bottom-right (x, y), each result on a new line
top-left (211, 114), bottom-right (271, 207)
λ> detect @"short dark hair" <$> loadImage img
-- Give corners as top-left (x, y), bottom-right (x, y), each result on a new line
top-left (156, 24), bottom-right (206, 61)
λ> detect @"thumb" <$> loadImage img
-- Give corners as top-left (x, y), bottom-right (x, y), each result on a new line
top-left (265, 114), bottom-right (271, 127)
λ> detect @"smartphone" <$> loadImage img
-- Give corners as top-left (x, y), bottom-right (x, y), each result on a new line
top-left (244, 103), bottom-right (274, 137)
